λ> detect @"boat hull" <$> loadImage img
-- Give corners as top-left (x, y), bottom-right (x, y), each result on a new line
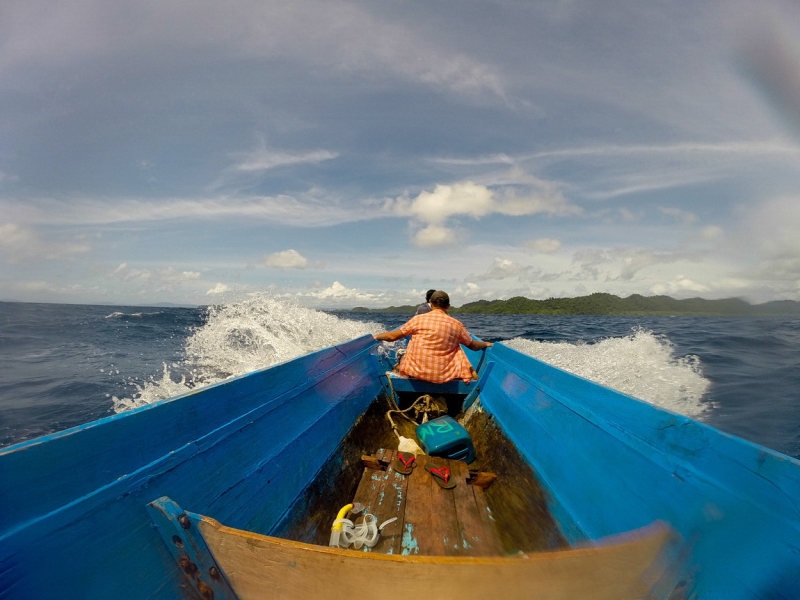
top-left (194, 511), bottom-right (674, 600)
top-left (1, 335), bottom-right (799, 598)
top-left (480, 343), bottom-right (800, 599)
top-left (0, 335), bottom-right (382, 600)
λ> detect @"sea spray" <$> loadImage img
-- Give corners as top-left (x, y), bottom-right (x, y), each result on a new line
top-left (504, 327), bottom-right (711, 418)
top-left (112, 294), bottom-right (381, 412)
top-left (111, 302), bottom-right (711, 420)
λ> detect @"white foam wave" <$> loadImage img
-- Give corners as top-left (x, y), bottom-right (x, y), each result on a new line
top-left (504, 328), bottom-right (712, 418)
top-left (112, 294), bottom-right (381, 412)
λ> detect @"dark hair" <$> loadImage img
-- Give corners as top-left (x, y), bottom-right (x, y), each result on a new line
top-left (425, 289), bottom-right (436, 302)
top-left (429, 290), bottom-right (450, 308)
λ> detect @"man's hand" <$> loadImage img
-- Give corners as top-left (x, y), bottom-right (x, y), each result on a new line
top-left (466, 340), bottom-right (493, 351)
top-left (374, 330), bottom-right (406, 342)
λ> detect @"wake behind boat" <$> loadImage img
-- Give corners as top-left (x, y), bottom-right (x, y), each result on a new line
top-left (1, 334), bottom-right (799, 599)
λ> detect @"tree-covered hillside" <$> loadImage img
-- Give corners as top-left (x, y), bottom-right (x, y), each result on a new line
top-left (350, 293), bottom-right (800, 316)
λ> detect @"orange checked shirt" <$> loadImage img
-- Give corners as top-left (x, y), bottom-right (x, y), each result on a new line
top-left (397, 310), bottom-right (474, 384)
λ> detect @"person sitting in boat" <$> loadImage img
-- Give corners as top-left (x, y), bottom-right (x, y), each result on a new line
top-left (374, 290), bottom-right (492, 384)
top-left (414, 289), bottom-right (436, 315)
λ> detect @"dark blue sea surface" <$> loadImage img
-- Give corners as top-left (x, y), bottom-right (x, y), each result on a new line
top-left (1, 301), bottom-right (799, 460)
top-left (0, 302), bottom-right (202, 446)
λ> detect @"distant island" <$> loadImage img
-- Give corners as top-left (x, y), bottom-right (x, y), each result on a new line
top-left (350, 293), bottom-right (800, 316)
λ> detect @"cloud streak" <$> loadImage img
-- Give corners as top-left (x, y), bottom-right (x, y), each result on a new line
top-left (232, 142), bottom-right (338, 172)
top-left (0, 194), bottom-right (381, 228)
top-left (0, 0), bottom-right (510, 102)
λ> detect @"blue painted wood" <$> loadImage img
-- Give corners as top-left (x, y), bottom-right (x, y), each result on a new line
top-left (0, 335), bottom-right (382, 600)
top-left (480, 343), bottom-right (800, 600)
top-left (462, 361), bottom-right (494, 411)
top-left (4, 333), bottom-right (800, 599)
top-left (147, 497), bottom-right (237, 600)
top-left (386, 373), bottom-right (476, 394)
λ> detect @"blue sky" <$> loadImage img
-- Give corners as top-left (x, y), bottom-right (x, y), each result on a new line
top-left (2, 0), bottom-right (800, 308)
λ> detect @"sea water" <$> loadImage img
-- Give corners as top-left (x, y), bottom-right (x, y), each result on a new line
top-left (1, 296), bottom-right (798, 458)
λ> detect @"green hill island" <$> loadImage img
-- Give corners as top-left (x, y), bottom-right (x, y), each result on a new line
top-left (350, 293), bottom-right (800, 316)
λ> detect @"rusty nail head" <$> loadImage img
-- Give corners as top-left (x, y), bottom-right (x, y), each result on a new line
top-left (178, 514), bottom-right (191, 529)
top-left (172, 535), bottom-right (184, 548)
top-left (209, 566), bottom-right (221, 580)
top-left (197, 581), bottom-right (215, 600)
top-left (178, 556), bottom-right (199, 577)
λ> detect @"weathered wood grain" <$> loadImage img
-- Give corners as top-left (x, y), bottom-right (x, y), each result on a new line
top-left (198, 515), bottom-right (675, 600)
top-left (349, 453), bottom-right (502, 558)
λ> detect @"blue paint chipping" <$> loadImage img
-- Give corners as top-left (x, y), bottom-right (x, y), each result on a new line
top-left (401, 523), bottom-right (419, 556)
top-left (394, 484), bottom-right (404, 507)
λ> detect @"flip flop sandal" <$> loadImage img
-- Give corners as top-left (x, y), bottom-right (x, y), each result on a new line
top-left (425, 464), bottom-right (456, 489)
top-left (392, 452), bottom-right (416, 475)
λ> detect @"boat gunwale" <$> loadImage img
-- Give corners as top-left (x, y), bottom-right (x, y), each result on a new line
top-left (196, 510), bottom-right (674, 565)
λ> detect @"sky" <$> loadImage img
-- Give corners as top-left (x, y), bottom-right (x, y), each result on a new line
top-left (2, 0), bottom-right (800, 308)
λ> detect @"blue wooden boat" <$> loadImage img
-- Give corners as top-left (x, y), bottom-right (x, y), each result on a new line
top-left (1, 335), bottom-right (799, 599)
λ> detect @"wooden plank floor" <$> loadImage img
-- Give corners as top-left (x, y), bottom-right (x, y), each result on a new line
top-left (352, 450), bottom-right (503, 556)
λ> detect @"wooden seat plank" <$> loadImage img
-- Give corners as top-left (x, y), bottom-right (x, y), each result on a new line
top-left (450, 459), bottom-right (503, 556)
top-left (370, 450), bottom-right (410, 555)
top-left (352, 459), bottom-right (386, 516)
top-left (353, 452), bottom-right (502, 557)
top-left (401, 453), bottom-right (439, 556)
top-left (420, 454), bottom-right (464, 556)
top-left (470, 477), bottom-right (501, 552)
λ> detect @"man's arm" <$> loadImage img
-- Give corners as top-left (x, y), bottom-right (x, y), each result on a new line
top-left (466, 339), bottom-right (493, 351)
top-left (374, 329), bottom-right (407, 342)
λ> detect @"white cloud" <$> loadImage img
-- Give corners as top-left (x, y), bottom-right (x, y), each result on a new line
top-left (0, 223), bottom-right (90, 263)
top-left (413, 225), bottom-right (458, 247)
top-left (651, 276), bottom-right (711, 295)
top-left (207, 283), bottom-right (230, 295)
top-left (303, 281), bottom-right (378, 303)
top-left (471, 257), bottom-right (534, 281)
top-left (161, 268), bottom-right (201, 283)
top-left (386, 181), bottom-right (578, 247)
top-left (262, 249), bottom-right (309, 269)
top-left (110, 264), bottom-right (201, 285)
top-left (524, 238), bottom-right (562, 253)
top-left (309, 281), bottom-right (359, 299)
top-left (735, 196), bottom-right (800, 286)
top-left (570, 247), bottom-right (701, 282)
top-left (389, 181), bottom-right (576, 225)
top-left (617, 249), bottom-right (684, 281)
top-left (391, 182), bottom-right (494, 224)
